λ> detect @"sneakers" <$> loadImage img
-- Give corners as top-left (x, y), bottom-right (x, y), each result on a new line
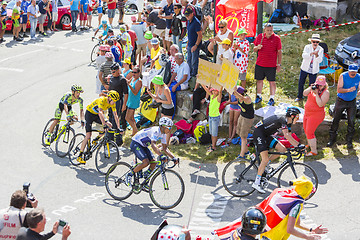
top-left (31, 36), bottom-right (37, 40)
top-left (254, 95), bottom-right (262, 104)
top-left (252, 182), bottom-right (265, 194)
top-left (53, 28), bottom-right (59, 32)
top-left (267, 98), bottom-right (275, 106)
top-left (191, 109), bottom-right (201, 117)
top-left (77, 154), bottom-right (86, 164)
top-left (44, 136), bottom-right (51, 146)
top-left (46, 29), bottom-right (52, 34)
top-left (22, 33), bottom-right (29, 38)
top-left (125, 172), bottom-right (133, 186)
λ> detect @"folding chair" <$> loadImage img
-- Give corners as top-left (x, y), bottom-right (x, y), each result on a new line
top-left (319, 53), bottom-right (336, 87)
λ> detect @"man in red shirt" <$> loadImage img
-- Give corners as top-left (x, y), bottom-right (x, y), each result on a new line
top-left (107, 0), bottom-right (117, 26)
top-left (253, 23), bottom-right (282, 106)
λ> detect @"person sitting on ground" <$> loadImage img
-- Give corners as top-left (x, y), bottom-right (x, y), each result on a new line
top-left (126, 117), bottom-right (178, 192)
top-left (233, 86), bottom-right (254, 158)
top-left (16, 208), bottom-right (71, 240)
top-left (188, 82), bottom-right (209, 122)
top-left (93, 20), bottom-right (111, 40)
top-left (45, 85), bottom-right (85, 146)
top-left (77, 90), bottom-right (121, 164)
top-left (0, 190), bottom-right (38, 239)
top-left (167, 53), bottom-right (190, 113)
top-left (148, 75), bottom-right (175, 119)
top-left (252, 107), bottom-right (303, 194)
top-left (303, 75), bottom-right (329, 156)
top-left (201, 84), bottom-right (223, 153)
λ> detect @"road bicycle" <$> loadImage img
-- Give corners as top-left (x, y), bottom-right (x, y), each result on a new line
top-left (90, 37), bottom-right (104, 63)
top-left (67, 129), bottom-right (120, 175)
top-left (222, 146), bottom-right (318, 199)
top-left (105, 156), bottom-right (185, 209)
top-left (41, 118), bottom-right (77, 157)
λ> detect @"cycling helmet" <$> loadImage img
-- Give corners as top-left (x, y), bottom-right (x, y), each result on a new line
top-left (108, 90), bottom-right (120, 102)
top-left (71, 84), bottom-right (83, 93)
top-left (241, 207), bottom-right (267, 235)
top-left (157, 225), bottom-right (183, 240)
top-left (286, 106), bottom-right (301, 117)
top-left (159, 117), bottom-right (173, 128)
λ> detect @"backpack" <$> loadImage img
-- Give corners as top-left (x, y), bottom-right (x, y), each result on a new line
top-left (188, 4), bottom-right (203, 22)
top-left (163, 60), bottom-right (172, 85)
top-left (269, 9), bottom-right (285, 23)
top-left (199, 133), bottom-right (211, 145)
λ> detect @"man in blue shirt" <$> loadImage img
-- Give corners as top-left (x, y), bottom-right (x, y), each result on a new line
top-left (37, 0), bottom-right (49, 36)
top-left (20, 0), bottom-right (30, 38)
top-left (328, 64), bottom-right (360, 149)
top-left (70, 0), bottom-right (80, 31)
top-left (184, 6), bottom-right (202, 79)
top-left (0, 1), bottom-right (7, 43)
top-left (159, 0), bottom-right (173, 52)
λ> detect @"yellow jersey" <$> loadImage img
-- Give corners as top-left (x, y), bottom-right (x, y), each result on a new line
top-left (151, 46), bottom-right (163, 70)
top-left (86, 97), bottom-right (116, 115)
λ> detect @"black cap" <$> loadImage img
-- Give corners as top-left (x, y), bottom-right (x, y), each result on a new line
top-left (184, 7), bottom-right (193, 16)
top-left (110, 62), bottom-right (120, 70)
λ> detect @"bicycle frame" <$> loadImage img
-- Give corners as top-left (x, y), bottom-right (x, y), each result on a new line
top-left (84, 131), bottom-right (114, 160)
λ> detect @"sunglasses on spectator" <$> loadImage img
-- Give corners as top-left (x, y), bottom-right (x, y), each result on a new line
top-left (312, 41), bottom-right (320, 44)
top-left (218, 26), bottom-right (225, 29)
top-left (132, 71), bottom-right (139, 73)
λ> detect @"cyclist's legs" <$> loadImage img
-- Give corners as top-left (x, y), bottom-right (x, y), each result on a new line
top-left (49, 105), bottom-right (65, 133)
top-left (79, 111), bottom-right (101, 152)
top-left (130, 141), bottom-right (155, 173)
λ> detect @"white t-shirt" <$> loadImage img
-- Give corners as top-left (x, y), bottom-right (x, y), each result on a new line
top-left (0, 207), bottom-right (27, 240)
top-left (132, 126), bottom-right (167, 147)
top-left (218, 48), bottom-right (233, 65)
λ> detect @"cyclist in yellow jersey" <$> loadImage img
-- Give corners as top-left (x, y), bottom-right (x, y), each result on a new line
top-left (45, 84), bottom-right (85, 146)
top-left (77, 90), bottom-right (121, 164)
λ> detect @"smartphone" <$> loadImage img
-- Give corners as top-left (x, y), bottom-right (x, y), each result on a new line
top-left (57, 220), bottom-right (67, 234)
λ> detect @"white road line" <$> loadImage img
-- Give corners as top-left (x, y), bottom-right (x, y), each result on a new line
top-left (63, 38), bottom-right (90, 45)
top-left (0, 67), bottom-right (24, 72)
top-left (0, 49), bottom-right (44, 63)
top-left (33, 43), bottom-right (84, 52)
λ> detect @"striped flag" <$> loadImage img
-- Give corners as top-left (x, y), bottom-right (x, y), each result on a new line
top-left (213, 188), bottom-right (304, 240)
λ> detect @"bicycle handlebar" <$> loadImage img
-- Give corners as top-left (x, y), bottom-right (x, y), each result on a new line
top-left (268, 145), bottom-right (306, 157)
top-left (157, 155), bottom-right (180, 169)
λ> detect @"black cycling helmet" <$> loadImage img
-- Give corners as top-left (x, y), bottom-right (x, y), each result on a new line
top-left (71, 84), bottom-right (83, 93)
top-left (241, 207), bottom-right (266, 235)
top-left (286, 106), bottom-right (301, 117)
top-left (110, 62), bottom-right (120, 70)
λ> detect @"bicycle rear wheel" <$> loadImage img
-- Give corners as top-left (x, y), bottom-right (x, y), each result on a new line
top-left (149, 169), bottom-right (185, 209)
top-left (41, 118), bottom-right (59, 147)
top-left (105, 162), bottom-right (134, 201)
top-left (55, 127), bottom-right (75, 157)
top-left (91, 44), bottom-right (100, 62)
top-left (222, 158), bottom-right (258, 197)
top-left (277, 162), bottom-right (318, 199)
top-left (68, 133), bottom-right (85, 166)
top-left (95, 140), bottom-right (120, 175)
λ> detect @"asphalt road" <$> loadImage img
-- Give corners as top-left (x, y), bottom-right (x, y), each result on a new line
top-left (1, 14), bottom-right (360, 240)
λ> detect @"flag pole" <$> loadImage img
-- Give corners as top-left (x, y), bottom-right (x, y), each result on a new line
top-left (213, 0), bottom-right (217, 63)
top-left (257, 1), bottom-right (264, 35)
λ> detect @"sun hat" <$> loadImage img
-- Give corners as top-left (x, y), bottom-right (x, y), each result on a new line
top-left (237, 86), bottom-right (245, 94)
top-left (308, 33), bottom-right (322, 42)
top-left (105, 52), bottom-right (114, 59)
top-left (237, 28), bottom-right (247, 36)
top-left (2, 1), bottom-right (7, 4)
top-left (99, 45), bottom-right (109, 51)
top-left (146, 4), bottom-right (153, 11)
top-left (101, 20), bottom-right (107, 25)
top-left (348, 64), bottom-right (359, 72)
top-left (315, 75), bottom-right (326, 85)
top-left (122, 58), bottom-right (131, 65)
top-left (119, 25), bottom-right (126, 31)
top-left (151, 38), bottom-right (160, 45)
top-left (144, 31), bottom-right (153, 40)
top-left (293, 176), bottom-right (314, 199)
top-left (152, 75), bottom-right (164, 85)
top-left (220, 38), bottom-right (231, 45)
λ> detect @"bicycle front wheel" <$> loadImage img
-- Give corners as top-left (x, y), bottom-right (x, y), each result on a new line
top-left (149, 169), bottom-right (185, 209)
top-left (95, 140), bottom-right (120, 175)
top-left (91, 44), bottom-right (100, 62)
top-left (222, 158), bottom-right (258, 197)
top-left (68, 133), bottom-right (85, 166)
top-left (105, 162), bottom-right (134, 201)
top-left (55, 127), bottom-right (75, 157)
top-left (277, 162), bottom-right (318, 199)
top-left (41, 118), bottom-right (58, 146)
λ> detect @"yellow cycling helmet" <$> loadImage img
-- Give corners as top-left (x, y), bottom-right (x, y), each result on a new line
top-left (108, 90), bottom-right (120, 102)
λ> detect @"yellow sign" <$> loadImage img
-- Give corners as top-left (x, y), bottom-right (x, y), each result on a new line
top-left (140, 88), bottom-right (158, 122)
top-left (218, 59), bottom-right (240, 93)
top-left (198, 59), bottom-right (222, 90)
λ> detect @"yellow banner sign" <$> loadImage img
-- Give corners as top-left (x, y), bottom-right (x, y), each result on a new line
top-left (218, 59), bottom-right (240, 93)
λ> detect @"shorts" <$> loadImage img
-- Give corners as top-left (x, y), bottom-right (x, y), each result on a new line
top-left (236, 115), bottom-right (254, 138)
top-left (153, 27), bottom-right (165, 38)
top-left (79, 12), bottom-right (88, 21)
top-left (209, 115), bottom-right (220, 137)
top-left (130, 141), bottom-right (154, 161)
top-left (136, 43), bottom-right (147, 55)
top-left (230, 106), bottom-right (241, 111)
top-left (12, 19), bottom-right (20, 28)
top-left (87, 10), bottom-right (92, 15)
top-left (253, 126), bottom-right (279, 153)
top-left (108, 8), bottom-right (115, 18)
top-left (52, 12), bottom-right (58, 22)
top-left (239, 72), bottom-right (247, 81)
top-left (161, 107), bottom-right (174, 117)
top-left (54, 103), bottom-right (73, 120)
top-left (85, 110), bottom-right (102, 132)
top-left (97, 6), bottom-right (103, 14)
top-left (165, 28), bottom-right (172, 42)
top-left (20, 15), bottom-right (27, 24)
top-left (38, 14), bottom-right (46, 24)
top-left (254, 64), bottom-right (276, 81)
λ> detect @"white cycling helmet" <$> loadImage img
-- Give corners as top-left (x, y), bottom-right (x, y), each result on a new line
top-left (159, 117), bottom-right (173, 128)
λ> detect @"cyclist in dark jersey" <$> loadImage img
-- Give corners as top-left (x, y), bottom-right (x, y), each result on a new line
top-left (45, 85), bottom-right (85, 146)
top-left (252, 107), bottom-right (302, 193)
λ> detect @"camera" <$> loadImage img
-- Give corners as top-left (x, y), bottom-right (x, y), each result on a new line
top-left (57, 219), bottom-right (68, 234)
top-left (311, 84), bottom-right (319, 90)
top-left (23, 182), bottom-right (35, 208)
